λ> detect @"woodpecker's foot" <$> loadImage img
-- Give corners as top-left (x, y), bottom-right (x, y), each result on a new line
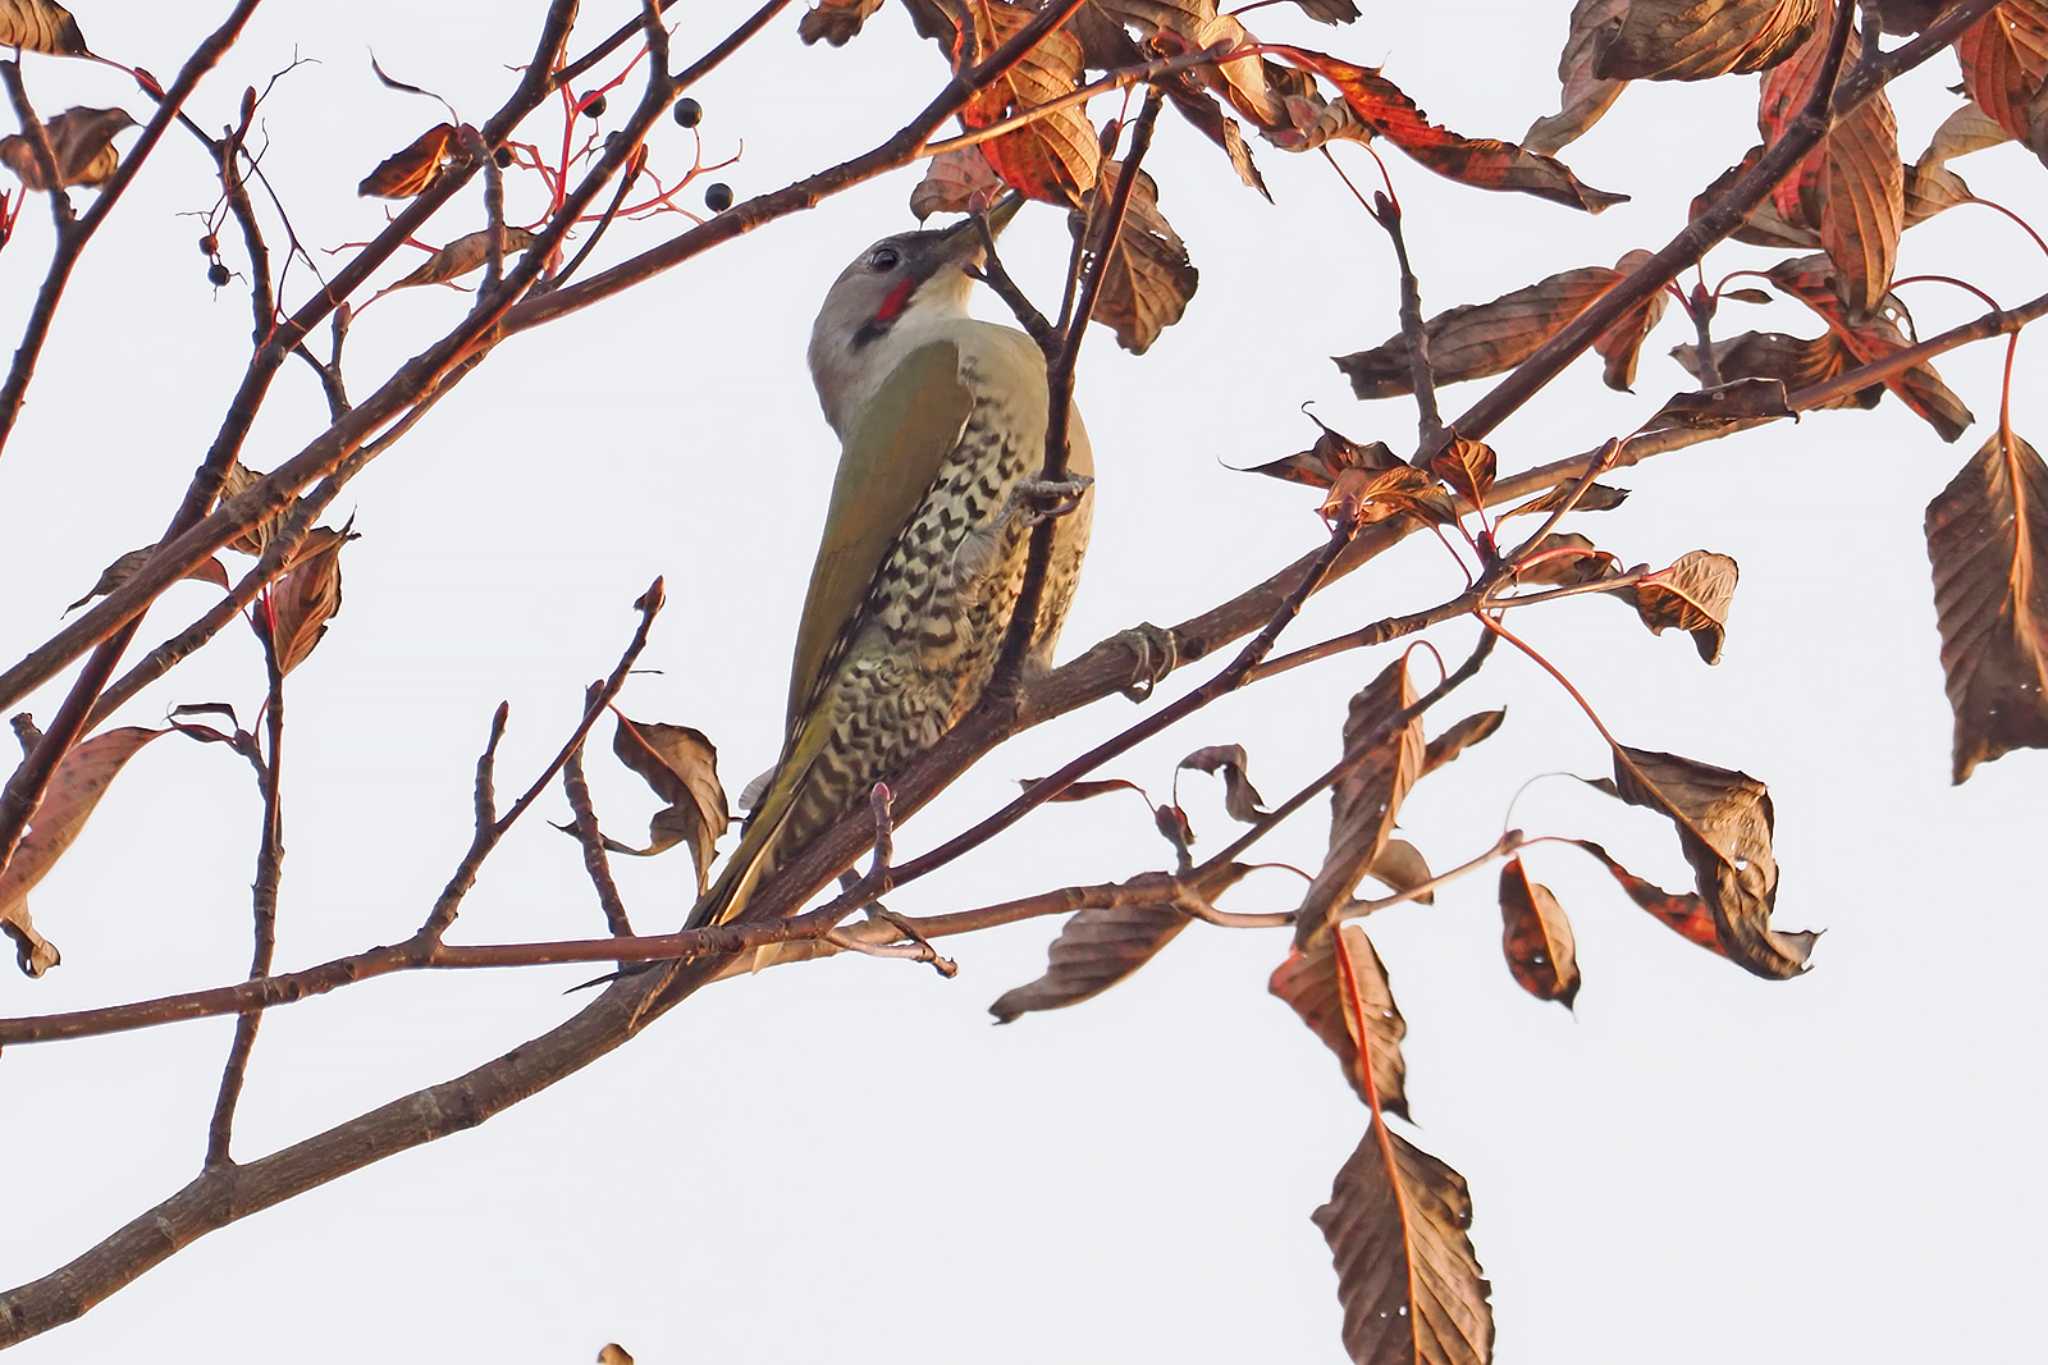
top-left (1114, 622), bottom-right (1179, 702)
top-left (1007, 474), bottom-right (1093, 530)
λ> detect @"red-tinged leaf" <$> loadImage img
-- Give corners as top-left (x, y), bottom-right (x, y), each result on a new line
top-left (1178, 744), bottom-right (1266, 821)
top-left (1314, 1122), bottom-right (1494, 1365)
top-left (1924, 426), bottom-right (2048, 782)
top-left (1586, 747), bottom-right (1817, 979)
top-left (389, 227), bottom-right (540, 290)
top-left (1421, 710), bottom-right (1506, 777)
top-left (1271, 46), bottom-right (1627, 212)
top-left (65, 546), bottom-right (229, 614)
top-left (0, 0), bottom-right (88, 55)
top-left (1514, 532), bottom-right (1622, 587)
top-left (1159, 78), bottom-right (1271, 200)
top-left (0, 106), bottom-right (133, 190)
top-left (1591, 249), bottom-right (1669, 390)
top-left (1338, 257), bottom-right (1661, 399)
top-left (1066, 162), bottom-right (1198, 353)
top-left (1873, 0), bottom-right (1948, 30)
top-left (1671, 329), bottom-right (1884, 412)
top-left (1765, 255), bottom-right (1975, 440)
top-left (1239, 414), bottom-right (1401, 489)
top-left (954, 0), bottom-right (1099, 205)
top-left (1323, 463), bottom-right (1455, 530)
top-left (908, 147), bottom-right (1004, 220)
top-left (358, 122), bottom-right (457, 198)
top-left (797, 0), bottom-right (884, 45)
top-left (1153, 800), bottom-right (1195, 853)
top-left (0, 726), bottom-right (165, 977)
top-left (1955, 1), bottom-right (2048, 151)
top-left (1524, 0), bottom-right (1632, 153)
top-left (1570, 838), bottom-right (1725, 954)
top-left (254, 524), bottom-right (356, 675)
top-left (1594, 0), bottom-right (1821, 80)
top-left (1298, 657), bottom-right (1425, 945)
top-left (609, 714), bottom-right (730, 893)
top-left (1632, 550), bottom-right (1740, 664)
top-left (1428, 434), bottom-right (1496, 506)
top-left (1269, 924), bottom-right (1409, 1116)
top-left (1498, 481), bottom-right (1631, 520)
top-left (1498, 859), bottom-right (1581, 1008)
top-left (989, 900), bottom-right (1190, 1022)
top-left (1691, 144), bottom-right (1822, 247)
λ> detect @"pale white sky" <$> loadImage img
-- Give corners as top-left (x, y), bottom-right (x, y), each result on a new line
top-left (3, 3), bottom-right (2042, 1362)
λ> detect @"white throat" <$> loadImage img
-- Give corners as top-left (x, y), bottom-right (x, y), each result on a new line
top-left (808, 277), bottom-right (972, 440)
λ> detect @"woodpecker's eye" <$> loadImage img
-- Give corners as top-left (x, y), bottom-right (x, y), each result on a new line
top-left (867, 246), bottom-right (901, 272)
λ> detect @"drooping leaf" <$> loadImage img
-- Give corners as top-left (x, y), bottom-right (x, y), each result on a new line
top-left (1314, 1122), bottom-right (1494, 1365)
top-left (1955, 0), bottom-right (2048, 154)
top-left (1420, 709), bottom-right (1505, 777)
top-left (1923, 426), bottom-right (2048, 782)
top-left (0, 0), bottom-right (88, 55)
top-left (1178, 743), bottom-right (1266, 821)
top-left (1270, 924), bottom-right (1408, 1115)
top-left (1569, 838), bottom-right (1724, 955)
top-left (390, 227), bottom-right (540, 290)
top-left (66, 546), bottom-right (229, 613)
top-left (1298, 657), bottom-right (1424, 945)
top-left (1365, 838), bottom-right (1434, 904)
top-left (0, 106), bottom-right (133, 190)
top-left (1671, 329), bottom-right (1884, 412)
top-left (1270, 46), bottom-right (1627, 211)
top-left (609, 714), bottom-right (730, 893)
top-left (1159, 78), bottom-right (1271, 199)
top-left (989, 899), bottom-right (1190, 1022)
top-left (1513, 531), bottom-right (1622, 587)
top-left (1524, 0), bottom-right (1632, 153)
top-left (953, 0), bottom-right (1100, 205)
top-left (1630, 550), bottom-right (1738, 663)
top-left (1765, 254), bottom-right (1974, 440)
top-left (358, 123), bottom-right (458, 198)
top-left (1498, 858), bottom-right (1581, 1008)
top-left (1066, 161), bottom-right (1198, 353)
top-left (1428, 434), bottom-right (1496, 506)
top-left (254, 524), bottom-right (355, 675)
top-left (1915, 99), bottom-right (2015, 174)
top-left (1594, 0), bottom-right (1821, 80)
top-left (0, 726), bottom-right (164, 977)
top-left (1337, 257), bottom-right (1661, 399)
top-left (908, 146), bottom-right (1004, 220)
top-left (1091, 0), bottom-right (1278, 137)
top-left (797, 0), bottom-right (885, 45)
top-left (1586, 747), bottom-right (1817, 978)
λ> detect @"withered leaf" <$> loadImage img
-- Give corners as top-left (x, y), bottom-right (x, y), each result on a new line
top-left (1178, 743), bottom-right (1266, 821)
top-left (1569, 838), bottom-right (1724, 955)
top-left (1420, 709), bottom-right (1506, 777)
top-left (1592, 249), bottom-right (1670, 391)
top-left (1924, 426), bottom-right (2048, 783)
top-left (1915, 99), bottom-right (2014, 176)
top-left (1955, 0), bottom-right (2048, 153)
top-left (1524, 0), bottom-right (1632, 154)
top-left (1587, 746), bottom-right (1817, 979)
top-left (1298, 657), bottom-right (1424, 945)
top-left (1338, 256), bottom-right (1661, 399)
top-left (1672, 329), bottom-right (1883, 413)
top-left (1499, 480), bottom-right (1631, 519)
top-left (908, 147), bottom-right (1004, 220)
top-left (609, 714), bottom-right (730, 894)
top-left (1324, 463), bottom-right (1455, 530)
top-left (1290, 0), bottom-right (1359, 23)
top-left (989, 899), bottom-right (1188, 1022)
top-left (1638, 378), bottom-right (1794, 437)
top-left (1269, 924), bottom-right (1408, 1115)
top-left (1239, 413), bottom-right (1400, 489)
top-left (358, 123), bottom-right (458, 199)
top-left (1514, 531), bottom-right (1621, 587)
top-left (1904, 159), bottom-right (1974, 228)
top-left (1026, 775), bottom-right (1151, 804)
top-left (1067, 162), bottom-right (1198, 353)
top-left (0, 106), bottom-right (134, 190)
top-left (1314, 1122), bottom-right (1494, 1365)
top-left (1366, 837), bottom-right (1434, 904)
top-left (215, 461), bottom-right (292, 558)
top-left (1498, 858), bottom-right (1581, 1008)
top-left (1271, 46), bottom-right (1627, 211)
top-left (1765, 254), bottom-right (1974, 440)
top-left (956, 0), bottom-right (1099, 205)
top-left (1632, 550), bottom-right (1738, 664)
top-left (0, 0), bottom-right (87, 55)
top-left (66, 546), bottom-right (229, 613)
top-left (1428, 434), bottom-right (1496, 506)
top-left (1160, 78), bottom-right (1271, 199)
top-left (1092, 0), bottom-right (1277, 136)
top-left (1594, 0), bottom-right (1821, 80)
top-left (1873, 0), bottom-right (1948, 31)
top-left (1691, 144), bottom-right (1822, 247)
top-left (391, 227), bottom-right (540, 290)
top-left (0, 725), bottom-right (164, 977)
top-left (255, 524), bottom-right (355, 675)
top-left (797, 0), bottom-right (885, 45)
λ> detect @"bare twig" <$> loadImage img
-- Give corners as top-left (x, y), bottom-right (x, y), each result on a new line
top-left (562, 684), bottom-right (633, 937)
top-left (1371, 191), bottom-right (1443, 452)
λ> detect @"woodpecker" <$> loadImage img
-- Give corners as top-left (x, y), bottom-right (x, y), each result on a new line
top-left (688, 199), bottom-right (1093, 929)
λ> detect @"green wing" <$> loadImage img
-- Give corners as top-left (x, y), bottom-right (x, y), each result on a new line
top-left (784, 337), bottom-right (974, 732)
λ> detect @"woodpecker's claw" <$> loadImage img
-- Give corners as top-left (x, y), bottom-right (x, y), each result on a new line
top-left (1114, 622), bottom-right (1179, 702)
top-left (1009, 475), bottom-right (1093, 529)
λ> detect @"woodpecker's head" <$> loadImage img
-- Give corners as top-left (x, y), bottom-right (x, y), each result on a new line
top-left (807, 196), bottom-right (1020, 438)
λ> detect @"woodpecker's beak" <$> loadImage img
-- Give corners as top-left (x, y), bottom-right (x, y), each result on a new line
top-left (938, 192), bottom-right (1023, 266)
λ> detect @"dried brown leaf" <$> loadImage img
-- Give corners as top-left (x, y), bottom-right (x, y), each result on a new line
top-left (358, 122), bottom-right (458, 198)
top-left (989, 901), bottom-right (1186, 1022)
top-left (1569, 838), bottom-right (1724, 955)
top-left (0, 106), bottom-right (133, 190)
top-left (1499, 481), bottom-right (1631, 520)
top-left (1323, 463), bottom-right (1454, 530)
top-left (956, 0), bottom-right (1100, 205)
top-left (0, 0), bottom-right (87, 55)
top-left (66, 547), bottom-right (229, 613)
top-left (391, 227), bottom-right (540, 290)
top-left (609, 715), bottom-right (730, 893)
top-left (1067, 162), bottom-right (1198, 353)
top-left (1632, 550), bottom-right (1738, 664)
top-left (1525, 0), bottom-right (1632, 153)
top-left (1591, 249), bottom-right (1670, 391)
top-left (1498, 858), bottom-right (1581, 1007)
top-left (1956, 0), bottom-right (2048, 152)
top-left (1269, 924), bottom-right (1408, 1115)
top-left (1240, 414), bottom-right (1401, 489)
top-left (1366, 838), bottom-right (1434, 904)
top-left (1160, 78), bottom-right (1271, 199)
top-left (908, 147), bottom-right (1004, 220)
top-left (0, 725), bottom-right (164, 977)
top-left (255, 524), bottom-right (354, 675)
top-left (1924, 426), bottom-right (2048, 782)
top-left (1671, 329), bottom-right (1883, 412)
top-left (797, 0), bottom-right (885, 45)
top-left (1299, 657), bottom-right (1424, 945)
top-left (1597, 0), bottom-right (1821, 80)
top-left (1427, 434), bottom-right (1496, 505)
top-left (1639, 378), bottom-right (1795, 438)
top-left (1514, 532), bottom-right (1621, 587)
top-left (1314, 1123), bottom-right (1493, 1365)
top-left (1178, 743), bottom-right (1266, 821)
top-left (1420, 710), bottom-right (1505, 777)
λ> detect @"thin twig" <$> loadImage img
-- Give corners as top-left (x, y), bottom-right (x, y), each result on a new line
top-left (562, 684), bottom-right (632, 937)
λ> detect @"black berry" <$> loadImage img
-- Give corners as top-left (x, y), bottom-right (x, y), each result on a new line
top-left (673, 97), bottom-right (702, 129)
top-left (583, 94), bottom-right (607, 119)
top-left (492, 146), bottom-right (513, 168)
top-left (704, 181), bottom-right (733, 213)
top-left (198, 233), bottom-right (218, 256)
top-left (207, 262), bottom-right (230, 287)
